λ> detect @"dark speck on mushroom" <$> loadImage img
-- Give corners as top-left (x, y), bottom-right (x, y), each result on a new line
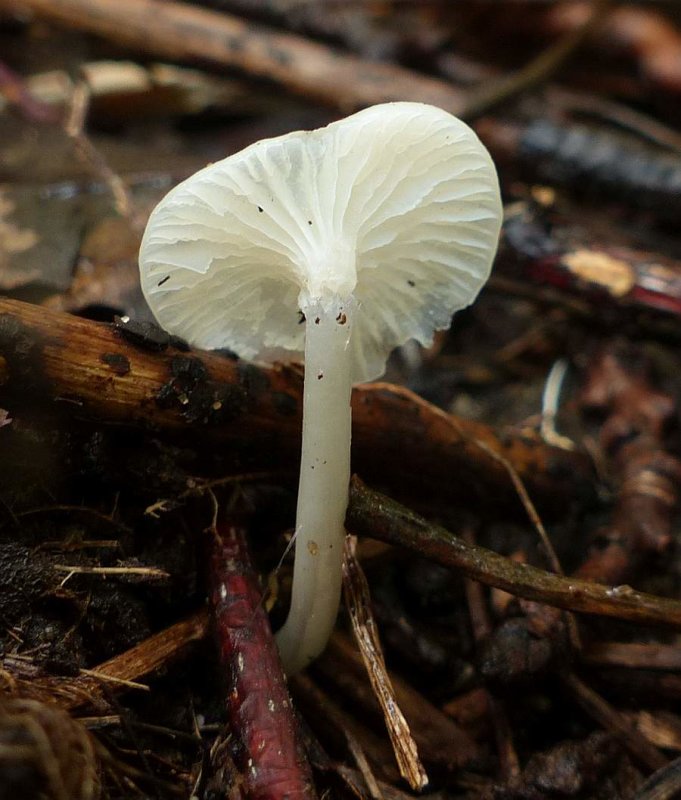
top-left (308, 220), bottom-right (312, 226)
top-left (158, 275), bottom-right (171, 287)
top-left (317, 372), bottom-right (323, 380)
top-left (257, 206), bottom-right (263, 213)
top-left (314, 317), bottom-right (320, 324)
top-left (336, 312), bottom-right (347, 325)
top-left (407, 279), bottom-right (415, 287)
top-left (297, 310), bottom-right (305, 324)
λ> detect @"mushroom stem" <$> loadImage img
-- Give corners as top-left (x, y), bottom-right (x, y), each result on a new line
top-left (275, 295), bottom-right (354, 674)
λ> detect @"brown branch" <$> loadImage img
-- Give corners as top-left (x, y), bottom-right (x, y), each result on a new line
top-left (346, 477), bottom-right (681, 631)
top-left (0, 297), bottom-right (591, 515)
top-left (92, 609), bottom-right (208, 686)
top-left (3, 0), bottom-right (465, 114)
top-left (460, 0), bottom-right (612, 119)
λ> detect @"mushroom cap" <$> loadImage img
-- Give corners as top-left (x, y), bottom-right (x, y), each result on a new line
top-left (139, 102), bottom-right (502, 382)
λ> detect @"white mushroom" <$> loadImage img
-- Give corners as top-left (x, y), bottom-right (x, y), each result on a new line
top-left (139, 102), bottom-right (502, 674)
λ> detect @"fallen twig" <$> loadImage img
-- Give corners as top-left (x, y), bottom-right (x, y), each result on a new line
top-left (479, 118), bottom-right (681, 228)
top-left (539, 3), bottom-right (681, 98)
top-left (346, 477), bottom-right (681, 630)
top-left (342, 537), bottom-right (427, 791)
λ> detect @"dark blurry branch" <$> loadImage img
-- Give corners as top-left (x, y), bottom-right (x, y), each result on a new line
top-left (0, 297), bottom-right (592, 515)
top-left (539, 2), bottom-right (681, 98)
top-left (583, 641), bottom-right (681, 672)
top-left (546, 87), bottom-right (681, 155)
top-left (1, 0), bottom-right (466, 113)
top-left (461, 0), bottom-right (612, 119)
top-left (479, 119), bottom-right (681, 228)
top-left (346, 477), bottom-right (681, 631)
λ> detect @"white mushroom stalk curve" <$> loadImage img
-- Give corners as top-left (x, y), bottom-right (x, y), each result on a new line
top-left (138, 102), bottom-right (502, 674)
top-left (277, 294), bottom-right (354, 673)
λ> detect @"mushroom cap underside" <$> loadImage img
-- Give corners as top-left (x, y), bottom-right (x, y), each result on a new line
top-left (139, 102), bottom-right (502, 382)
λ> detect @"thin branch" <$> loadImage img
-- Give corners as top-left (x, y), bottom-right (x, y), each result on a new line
top-left (347, 477), bottom-right (681, 630)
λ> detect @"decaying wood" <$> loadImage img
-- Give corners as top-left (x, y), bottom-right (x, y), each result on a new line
top-left (2, 0), bottom-right (466, 114)
top-left (576, 343), bottom-right (681, 584)
top-left (346, 477), bottom-right (681, 630)
top-left (0, 297), bottom-right (592, 514)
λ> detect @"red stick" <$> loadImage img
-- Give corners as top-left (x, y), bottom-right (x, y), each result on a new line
top-left (207, 520), bottom-right (316, 800)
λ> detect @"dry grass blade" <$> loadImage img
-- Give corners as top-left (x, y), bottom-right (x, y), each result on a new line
top-left (342, 536), bottom-right (428, 791)
top-left (54, 565), bottom-right (169, 578)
